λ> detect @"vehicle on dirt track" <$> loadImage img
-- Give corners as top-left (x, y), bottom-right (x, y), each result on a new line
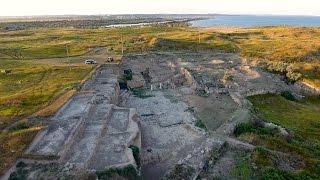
top-left (85, 59), bottom-right (97, 64)
top-left (107, 56), bottom-right (114, 62)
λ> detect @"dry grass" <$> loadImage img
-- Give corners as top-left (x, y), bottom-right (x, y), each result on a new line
top-left (34, 89), bottom-right (76, 117)
top-left (0, 126), bottom-right (43, 175)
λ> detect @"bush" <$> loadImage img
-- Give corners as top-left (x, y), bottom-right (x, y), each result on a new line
top-left (184, 107), bottom-right (195, 113)
top-left (286, 71), bottom-right (302, 82)
top-left (118, 79), bottom-right (128, 90)
top-left (196, 89), bottom-right (209, 97)
top-left (130, 88), bottom-right (153, 99)
top-left (195, 119), bottom-right (207, 131)
top-left (8, 121), bottom-right (30, 132)
top-left (124, 69), bottom-right (133, 81)
top-left (234, 123), bottom-right (258, 136)
top-left (234, 123), bottom-right (278, 137)
top-left (281, 91), bottom-right (296, 101)
top-left (223, 74), bottom-right (234, 81)
top-left (267, 62), bottom-right (288, 75)
top-left (96, 165), bottom-right (139, 180)
top-left (129, 145), bottom-right (141, 168)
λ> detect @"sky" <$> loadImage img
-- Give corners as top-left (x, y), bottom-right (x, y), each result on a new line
top-left (1, 0), bottom-right (320, 16)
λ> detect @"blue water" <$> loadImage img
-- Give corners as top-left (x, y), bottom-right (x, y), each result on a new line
top-left (191, 15), bottom-right (320, 27)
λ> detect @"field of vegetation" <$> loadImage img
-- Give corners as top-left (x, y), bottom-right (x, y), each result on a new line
top-left (0, 59), bottom-right (93, 173)
top-left (234, 94), bottom-right (320, 179)
top-left (224, 27), bottom-right (320, 87)
top-left (0, 24), bottom-right (319, 175)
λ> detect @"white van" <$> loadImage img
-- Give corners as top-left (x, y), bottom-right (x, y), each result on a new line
top-left (85, 59), bottom-right (97, 64)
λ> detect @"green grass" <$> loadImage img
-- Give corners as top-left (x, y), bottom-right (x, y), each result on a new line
top-left (237, 94), bottom-right (320, 178)
top-left (248, 94), bottom-right (320, 141)
top-left (232, 151), bottom-right (254, 179)
top-left (129, 145), bottom-right (141, 168)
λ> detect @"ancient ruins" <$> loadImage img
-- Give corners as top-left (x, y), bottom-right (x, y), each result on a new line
top-left (4, 51), bottom-right (318, 179)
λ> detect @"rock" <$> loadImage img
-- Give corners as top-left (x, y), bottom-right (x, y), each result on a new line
top-left (187, 154), bottom-right (192, 159)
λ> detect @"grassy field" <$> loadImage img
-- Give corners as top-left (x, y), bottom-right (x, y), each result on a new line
top-left (0, 60), bottom-right (92, 128)
top-left (235, 94), bottom-right (320, 178)
top-left (221, 27), bottom-right (320, 87)
top-left (0, 25), bottom-right (234, 60)
top-left (0, 58), bottom-right (93, 174)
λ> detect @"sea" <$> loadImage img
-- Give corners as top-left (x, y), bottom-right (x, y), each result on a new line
top-left (190, 15), bottom-right (320, 27)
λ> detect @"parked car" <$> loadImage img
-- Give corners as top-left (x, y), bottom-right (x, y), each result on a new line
top-left (107, 57), bottom-right (114, 62)
top-left (85, 59), bottom-right (97, 64)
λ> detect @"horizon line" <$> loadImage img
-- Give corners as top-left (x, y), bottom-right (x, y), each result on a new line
top-left (1, 13), bottom-right (320, 18)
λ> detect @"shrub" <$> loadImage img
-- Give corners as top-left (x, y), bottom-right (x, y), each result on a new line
top-left (96, 165), bottom-right (139, 180)
top-left (184, 107), bottom-right (195, 113)
top-left (130, 88), bottom-right (153, 99)
top-left (234, 123), bottom-right (255, 137)
top-left (118, 79), bottom-right (128, 90)
top-left (286, 71), bottom-right (302, 82)
top-left (234, 122), bottom-right (278, 137)
top-left (280, 91), bottom-right (296, 101)
top-left (196, 89), bottom-right (209, 97)
top-left (123, 69), bottom-right (133, 81)
top-left (129, 145), bottom-right (141, 168)
top-left (195, 119), bottom-right (207, 131)
top-left (267, 62), bottom-right (288, 75)
top-left (8, 121), bottom-right (30, 132)
top-left (223, 74), bottom-right (234, 81)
